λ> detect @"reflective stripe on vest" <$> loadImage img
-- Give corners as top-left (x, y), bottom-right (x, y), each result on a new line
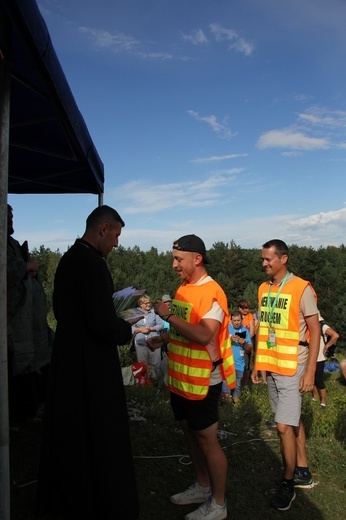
top-left (255, 276), bottom-right (310, 376)
top-left (168, 280), bottom-right (235, 399)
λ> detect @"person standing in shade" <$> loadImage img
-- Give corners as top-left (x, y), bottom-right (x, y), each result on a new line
top-left (132, 294), bottom-right (164, 380)
top-left (151, 234), bottom-right (235, 520)
top-left (228, 310), bottom-right (252, 404)
top-left (237, 299), bottom-right (256, 388)
top-left (312, 312), bottom-right (339, 407)
top-left (36, 205), bottom-right (140, 520)
top-left (7, 204), bottom-right (52, 425)
top-left (252, 239), bottom-right (320, 511)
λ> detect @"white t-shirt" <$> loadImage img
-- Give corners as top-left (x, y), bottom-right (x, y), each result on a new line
top-left (317, 322), bottom-right (329, 362)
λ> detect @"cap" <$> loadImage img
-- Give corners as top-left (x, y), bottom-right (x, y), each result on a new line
top-left (173, 234), bottom-right (211, 264)
top-left (162, 294), bottom-right (172, 303)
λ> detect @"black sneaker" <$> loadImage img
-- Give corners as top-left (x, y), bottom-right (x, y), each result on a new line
top-left (271, 481), bottom-right (296, 511)
top-left (294, 469), bottom-right (316, 489)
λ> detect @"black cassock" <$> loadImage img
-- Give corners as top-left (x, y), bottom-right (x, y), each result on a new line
top-left (37, 239), bottom-right (139, 519)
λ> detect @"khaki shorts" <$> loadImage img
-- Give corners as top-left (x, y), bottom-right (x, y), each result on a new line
top-left (267, 364), bottom-right (306, 427)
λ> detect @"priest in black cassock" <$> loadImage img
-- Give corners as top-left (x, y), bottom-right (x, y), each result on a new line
top-left (36, 205), bottom-right (140, 520)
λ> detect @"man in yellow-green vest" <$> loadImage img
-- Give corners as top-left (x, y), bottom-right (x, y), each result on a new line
top-left (151, 234), bottom-right (235, 520)
top-left (252, 239), bottom-right (320, 512)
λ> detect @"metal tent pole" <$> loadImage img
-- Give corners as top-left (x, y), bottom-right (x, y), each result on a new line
top-left (0, 11), bottom-right (11, 520)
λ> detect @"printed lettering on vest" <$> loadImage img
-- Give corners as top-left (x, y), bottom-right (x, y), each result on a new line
top-left (261, 295), bottom-right (289, 310)
top-left (260, 293), bottom-right (292, 330)
top-left (169, 300), bottom-right (192, 344)
top-left (255, 280), bottom-right (304, 376)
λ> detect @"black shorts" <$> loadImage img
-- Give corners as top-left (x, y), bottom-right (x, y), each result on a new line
top-left (170, 382), bottom-right (222, 431)
top-left (314, 360), bottom-right (325, 390)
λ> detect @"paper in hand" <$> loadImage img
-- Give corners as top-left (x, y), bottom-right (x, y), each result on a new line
top-left (112, 286), bottom-right (147, 320)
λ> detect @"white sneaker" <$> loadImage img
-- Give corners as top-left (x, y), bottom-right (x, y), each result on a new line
top-left (170, 482), bottom-right (211, 505)
top-left (185, 498), bottom-right (227, 520)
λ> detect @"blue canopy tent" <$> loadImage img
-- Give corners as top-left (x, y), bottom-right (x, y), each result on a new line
top-left (2, 0), bottom-right (104, 194)
top-left (0, 1), bottom-right (105, 518)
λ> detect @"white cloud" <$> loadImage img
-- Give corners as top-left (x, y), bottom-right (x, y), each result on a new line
top-left (298, 107), bottom-right (346, 128)
top-left (289, 208), bottom-right (346, 230)
top-left (281, 151), bottom-right (302, 157)
top-left (190, 154), bottom-right (248, 163)
top-left (121, 183), bottom-right (217, 213)
top-left (182, 29), bottom-right (208, 45)
top-left (257, 105), bottom-right (346, 152)
top-left (108, 170), bottom-right (244, 215)
top-left (136, 51), bottom-right (173, 60)
top-left (78, 26), bottom-right (179, 61)
top-left (77, 21), bottom-right (254, 62)
top-left (187, 110), bottom-right (236, 140)
top-left (294, 93), bottom-right (313, 103)
top-left (15, 229), bottom-right (73, 251)
top-left (78, 27), bottom-right (140, 52)
top-left (257, 129), bottom-right (330, 150)
top-left (209, 23), bottom-right (254, 56)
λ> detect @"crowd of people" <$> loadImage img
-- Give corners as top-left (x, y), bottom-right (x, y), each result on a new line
top-left (6, 204), bottom-right (346, 520)
top-left (145, 234), bottom-right (345, 516)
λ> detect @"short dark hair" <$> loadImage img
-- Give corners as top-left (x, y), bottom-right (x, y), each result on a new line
top-left (231, 310), bottom-right (242, 318)
top-left (262, 239), bottom-right (289, 259)
top-left (86, 205), bottom-right (125, 229)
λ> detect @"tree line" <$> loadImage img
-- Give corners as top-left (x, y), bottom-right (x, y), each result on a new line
top-left (31, 240), bottom-right (346, 346)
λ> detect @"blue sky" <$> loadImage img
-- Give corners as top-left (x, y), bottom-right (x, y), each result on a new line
top-left (9, 0), bottom-right (346, 254)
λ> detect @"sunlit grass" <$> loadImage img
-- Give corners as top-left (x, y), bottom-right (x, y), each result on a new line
top-left (125, 356), bottom-right (346, 520)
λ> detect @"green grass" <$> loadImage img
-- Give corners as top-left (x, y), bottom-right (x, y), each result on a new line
top-left (128, 370), bottom-right (346, 520)
top-left (10, 357), bottom-right (346, 519)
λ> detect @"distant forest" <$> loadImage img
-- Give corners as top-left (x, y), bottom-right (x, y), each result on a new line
top-left (31, 240), bottom-right (346, 347)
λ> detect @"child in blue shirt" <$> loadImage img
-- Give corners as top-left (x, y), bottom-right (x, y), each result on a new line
top-left (221, 310), bottom-right (252, 404)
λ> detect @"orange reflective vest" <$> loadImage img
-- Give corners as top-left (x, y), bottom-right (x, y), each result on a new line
top-left (168, 280), bottom-right (236, 400)
top-left (242, 313), bottom-right (254, 335)
top-left (255, 276), bottom-right (313, 376)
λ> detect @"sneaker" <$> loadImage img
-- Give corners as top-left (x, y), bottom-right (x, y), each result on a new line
top-left (271, 481), bottom-right (296, 511)
top-left (170, 482), bottom-right (211, 505)
top-left (294, 469), bottom-right (316, 489)
top-left (265, 420), bottom-right (277, 430)
top-left (185, 498), bottom-right (227, 520)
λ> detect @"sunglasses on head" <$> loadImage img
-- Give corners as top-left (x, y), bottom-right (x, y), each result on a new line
top-left (173, 244), bottom-right (187, 251)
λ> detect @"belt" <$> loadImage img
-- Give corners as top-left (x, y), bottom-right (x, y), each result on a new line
top-left (299, 341), bottom-right (309, 347)
top-left (212, 358), bottom-right (223, 371)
